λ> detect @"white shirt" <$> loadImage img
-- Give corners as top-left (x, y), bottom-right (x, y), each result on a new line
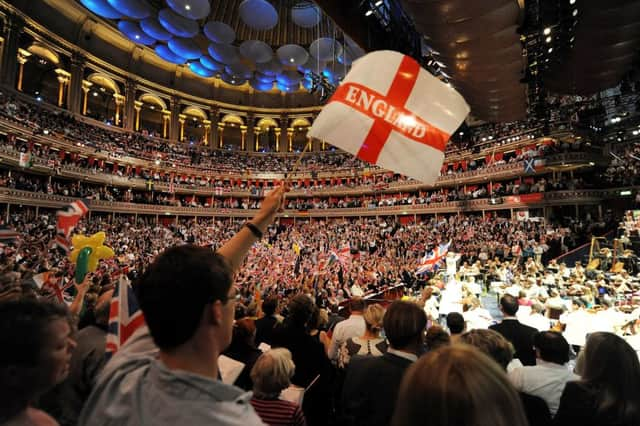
top-left (520, 312), bottom-right (551, 332)
top-left (328, 314), bottom-right (366, 361)
top-left (509, 360), bottom-right (579, 415)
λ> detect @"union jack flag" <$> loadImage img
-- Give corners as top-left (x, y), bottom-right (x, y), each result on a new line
top-left (55, 199), bottom-right (89, 252)
top-left (105, 276), bottom-right (145, 359)
top-left (416, 241), bottom-right (450, 274)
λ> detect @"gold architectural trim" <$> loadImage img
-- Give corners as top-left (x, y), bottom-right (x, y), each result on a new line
top-left (0, 1), bottom-right (323, 115)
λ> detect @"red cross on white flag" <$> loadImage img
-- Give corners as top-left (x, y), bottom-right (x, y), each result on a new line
top-left (308, 51), bottom-right (469, 184)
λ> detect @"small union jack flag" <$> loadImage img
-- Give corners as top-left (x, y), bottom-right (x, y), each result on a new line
top-left (105, 276), bottom-right (145, 359)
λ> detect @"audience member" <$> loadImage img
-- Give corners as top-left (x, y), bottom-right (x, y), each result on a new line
top-left (341, 301), bottom-right (427, 426)
top-left (490, 294), bottom-right (538, 366)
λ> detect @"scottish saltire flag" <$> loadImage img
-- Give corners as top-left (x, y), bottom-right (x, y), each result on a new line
top-left (523, 157), bottom-right (536, 174)
top-left (55, 199), bottom-right (89, 252)
top-left (308, 51), bottom-right (469, 184)
top-left (105, 276), bottom-right (145, 359)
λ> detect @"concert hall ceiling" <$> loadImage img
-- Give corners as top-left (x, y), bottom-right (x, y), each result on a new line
top-left (400, 0), bottom-right (527, 123)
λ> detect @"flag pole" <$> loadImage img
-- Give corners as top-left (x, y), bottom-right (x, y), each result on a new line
top-left (285, 138), bottom-right (312, 186)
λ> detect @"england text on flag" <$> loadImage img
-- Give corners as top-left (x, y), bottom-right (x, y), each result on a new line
top-left (106, 276), bottom-right (145, 359)
top-left (308, 51), bottom-right (469, 184)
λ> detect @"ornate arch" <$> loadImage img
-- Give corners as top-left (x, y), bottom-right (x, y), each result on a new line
top-left (138, 93), bottom-right (167, 110)
top-left (86, 72), bottom-right (121, 94)
top-left (182, 105), bottom-right (208, 120)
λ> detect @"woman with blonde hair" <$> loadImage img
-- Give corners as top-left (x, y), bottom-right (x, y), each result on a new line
top-left (337, 303), bottom-right (387, 369)
top-left (391, 345), bottom-right (528, 426)
top-left (250, 348), bottom-right (306, 426)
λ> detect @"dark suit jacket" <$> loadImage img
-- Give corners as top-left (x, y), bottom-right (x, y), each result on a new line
top-left (490, 318), bottom-right (537, 366)
top-left (341, 352), bottom-right (413, 426)
top-left (554, 381), bottom-right (640, 426)
top-left (254, 315), bottom-right (278, 345)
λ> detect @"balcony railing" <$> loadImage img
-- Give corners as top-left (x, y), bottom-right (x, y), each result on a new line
top-left (0, 187), bottom-right (613, 217)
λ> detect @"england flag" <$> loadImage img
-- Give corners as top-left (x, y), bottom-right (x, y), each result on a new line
top-left (308, 51), bottom-right (469, 184)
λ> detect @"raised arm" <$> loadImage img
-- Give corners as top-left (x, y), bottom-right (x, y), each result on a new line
top-left (216, 185), bottom-right (288, 272)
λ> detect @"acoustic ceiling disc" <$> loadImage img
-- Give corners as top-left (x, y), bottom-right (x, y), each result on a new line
top-left (203, 21), bottom-right (235, 44)
top-left (239, 0), bottom-right (278, 31)
top-left (167, 0), bottom-right (210, 20)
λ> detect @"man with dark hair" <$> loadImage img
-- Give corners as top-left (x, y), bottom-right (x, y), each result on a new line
top-left (509, 331), bottom-right (578, 415)
top-left (255, 296), bottom-right (279, 345)
top-left (490, 294), bottom-right (538, 366)
top-left (341, 300), bottom-right (427, 426)
top-left (79, 186), bottom-right (288, 426)
top-left (446, 312), bottom-right (465, 343)
top-left (328, 296), bottom-right (366, 361)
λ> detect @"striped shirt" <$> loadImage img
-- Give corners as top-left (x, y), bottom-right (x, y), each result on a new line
top-left (250, 397), bottom-right (306, 426)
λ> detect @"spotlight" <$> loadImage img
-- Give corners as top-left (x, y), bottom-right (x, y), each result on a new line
top-left (185, 4), bottom-right (191, 10)
top-left (545, 36), bottom-right (552, 43)
top-left (375, 0), bottom-right (383, 5)
top-left (548, 47), bottom-right (553, 53)
top-left (543, 27), bottom-right (551, 35)
top-left (573, 9), bottom-right (578, 16)
top-left (365, 9), bottom-right (373, 16)
top-left (570, 0), bottom-right (576, 3)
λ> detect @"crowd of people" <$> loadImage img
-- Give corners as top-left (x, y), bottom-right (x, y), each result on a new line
top-left (2, 92), bottom-right (640, 426)
top-left (0, 188), bottom-right (639, 426)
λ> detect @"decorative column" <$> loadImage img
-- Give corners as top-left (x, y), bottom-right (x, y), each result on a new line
top-left (240, 125), bottom-right (247, 150)
top-left (124, 79), bottom-right (136, 130)
top-left (178, 114), bottom-right (186, 141)
top-left (246, 113), bottom-right (255, 153)
top-left (275, 127), bottom-right (282, 152)
top-left (1, 15), bottom-right (23, 88)
top-left (217, 122), bottom-right (225, 148)
top-left (134, 101), bottom-right (143, 131)
top-left (252, 126), bottom-right (260, 152)
top-left (169, 96), bottom-right (180, 141)
top-left (161, 110), bottom-right (171, 138)
top-left (81, 80), bottom-right (93, 115)
top-left (287, 128), bottom-right (294, 152)
top-left (203, 119), bottom-right (212, 146)
top-left (16, 48), bottom-right (30, 91)
top-left (68, 52), bottom-right (86, 114)
top-left (55, 69), bottom-right (71, 108)
top-left (113, 93), bottom-right (125, 126)
top-left (210, 107), bottom-right (220, 149)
